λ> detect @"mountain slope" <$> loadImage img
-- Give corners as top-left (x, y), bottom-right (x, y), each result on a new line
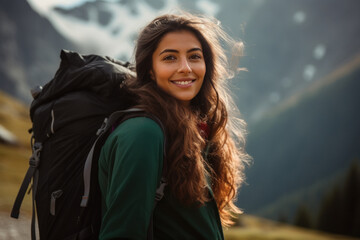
top-left (0, 91), bottom-right (31, 145)
top-left (229, 0), bottom-right (360, 122)
top-left (0, 0), bottom-right (76, 102)
top-left (238, 53), bottom-right (360, 220)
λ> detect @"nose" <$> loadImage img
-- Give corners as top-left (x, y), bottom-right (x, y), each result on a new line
top-left (178, 57), bottom-right (192, 73)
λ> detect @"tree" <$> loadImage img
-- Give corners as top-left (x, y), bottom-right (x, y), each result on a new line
top-left (317, 186), bottom-right (342, 234)
top-left (342, 161), bottom-right (360, 237)
top-left (317, 160), bottom-right (360, 237)
top-left (294, 204), bottom-right (313, 229)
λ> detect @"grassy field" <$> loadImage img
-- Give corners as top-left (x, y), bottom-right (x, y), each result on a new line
top-left (0, 91), bottom-right (32, 214)
top-left (0, 144), bottom-right (32, 213)
top-left (224, 214), bottom-right (359, 240)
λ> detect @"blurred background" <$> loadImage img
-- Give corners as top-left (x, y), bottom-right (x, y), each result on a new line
top-left (0, 0), bottom-right (359, 239)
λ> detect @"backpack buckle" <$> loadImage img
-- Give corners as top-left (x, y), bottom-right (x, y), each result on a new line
top-left (96, 118), bottom-right (108, 136)
top-left (29, 142), bottom-right (42, 168)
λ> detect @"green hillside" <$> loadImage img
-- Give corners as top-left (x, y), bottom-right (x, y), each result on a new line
top-left (240, 54), bottom-right (360, 221)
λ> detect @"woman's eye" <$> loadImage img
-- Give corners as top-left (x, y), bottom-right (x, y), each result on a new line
top-left (189, 54), bottom-right (202, 60)
top-left (163, 55), bottom-right (176, 61)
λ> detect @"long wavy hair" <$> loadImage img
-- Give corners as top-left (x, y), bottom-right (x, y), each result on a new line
top-left (126, 13), bottom-right (250, 226)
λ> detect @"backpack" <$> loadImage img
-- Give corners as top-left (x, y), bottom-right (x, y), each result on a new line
top-left (10, 49), bottom-right (167, 240)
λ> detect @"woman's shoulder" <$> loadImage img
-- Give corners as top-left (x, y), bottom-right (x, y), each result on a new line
top-left (101, 116), bottom-right (165, 163)
top-left (111, 116), bottom-right (164, 141)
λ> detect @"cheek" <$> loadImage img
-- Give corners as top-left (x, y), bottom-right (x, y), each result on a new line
top-left (197, 63), bottom-right (206, 81)
top-left (201, 65), bottom-right (206, 78)
top-left (153, 63), bottom-right (172, 81)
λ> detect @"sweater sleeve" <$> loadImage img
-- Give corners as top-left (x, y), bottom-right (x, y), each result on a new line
top-left (98, 117), bottom-right (164, 240)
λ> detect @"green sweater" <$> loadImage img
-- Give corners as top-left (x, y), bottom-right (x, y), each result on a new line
top-left (98, 117), bottom-right (224, 240)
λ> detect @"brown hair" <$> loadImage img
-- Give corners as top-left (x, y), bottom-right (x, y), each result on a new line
top-left (127, 13), bottom-right (250, 226)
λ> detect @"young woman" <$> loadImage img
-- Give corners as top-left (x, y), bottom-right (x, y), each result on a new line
top-left (98, 13), bottom-right (250, 239)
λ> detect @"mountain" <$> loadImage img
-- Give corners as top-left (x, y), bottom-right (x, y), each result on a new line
top-left (238, 54), bottom-right (360, 220)
top-left (0, 90), bottom-right (31, 146)
top-left (228, 0), bottom-right (360, 123)
top-left (0, 0), bottom-right (76, 102)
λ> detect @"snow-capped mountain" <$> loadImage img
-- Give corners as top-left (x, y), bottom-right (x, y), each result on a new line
top-left (28, 0), bottom-right (220, 60)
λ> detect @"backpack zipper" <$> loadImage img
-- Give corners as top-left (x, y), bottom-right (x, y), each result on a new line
top-left (50, 190), bottom-right (63, 216)
top-left (50, 109), bottom-right (55, 134)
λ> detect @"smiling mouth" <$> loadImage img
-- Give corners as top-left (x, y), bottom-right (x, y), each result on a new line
top-left (171, 80), bottom-right (195, 85)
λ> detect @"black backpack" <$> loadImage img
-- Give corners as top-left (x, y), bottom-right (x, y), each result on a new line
top-left (10, 49), bottom-right (167, 240)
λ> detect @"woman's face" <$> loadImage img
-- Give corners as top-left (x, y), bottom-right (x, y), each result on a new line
top-left (151, 30), bottom-right (206, 106)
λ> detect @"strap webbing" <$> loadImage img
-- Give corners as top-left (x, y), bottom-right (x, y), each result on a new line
top-left (81, 108), bottom-right (143, 207)
top-left (11, 142), bottom-right (42, 240)
top-left (10, 166), bottom-right (36, 218)
top-left (31, 170), bottom-right (39, 240)
top-left (147, 178), bottom-right (167, 240)
top-left (11, 142), bottom-right (42, 219)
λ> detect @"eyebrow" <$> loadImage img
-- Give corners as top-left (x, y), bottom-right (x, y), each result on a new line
top-left (159, 48), bottom-right (202, 56)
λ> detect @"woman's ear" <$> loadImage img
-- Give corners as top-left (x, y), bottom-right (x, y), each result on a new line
top-left (149, 70), bottom-right (155, 80)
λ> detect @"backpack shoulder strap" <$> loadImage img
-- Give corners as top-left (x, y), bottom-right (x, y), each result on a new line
top-left (80, 108), bottom-right (168, 207)
top-left (79, 108), bottom-right (167, 240)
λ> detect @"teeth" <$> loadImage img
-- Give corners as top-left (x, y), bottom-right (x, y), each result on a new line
top-left (173, 80), bottom-right (192, 85)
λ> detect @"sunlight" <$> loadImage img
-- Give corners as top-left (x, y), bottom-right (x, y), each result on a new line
top-left (293, 11), bottom-right (306, 24)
